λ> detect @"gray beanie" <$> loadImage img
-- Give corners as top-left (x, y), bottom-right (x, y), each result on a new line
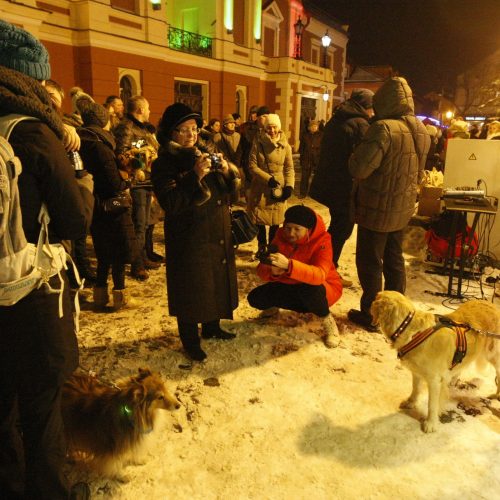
top-left (80, 101), bottom-right (109, 128)
top-left (0, 20), bottom-right (51, 80)
top-left (350, 88), bottom-right (374, 109)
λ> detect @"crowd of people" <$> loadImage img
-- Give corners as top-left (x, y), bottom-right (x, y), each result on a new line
top-left (4, 17), bottom-right (498, 499)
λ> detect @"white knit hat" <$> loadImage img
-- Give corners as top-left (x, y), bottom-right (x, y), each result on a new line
top-left (265, 113), bottom-right (281, 130)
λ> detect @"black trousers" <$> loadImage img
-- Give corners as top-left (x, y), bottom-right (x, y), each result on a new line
top-left (356, 226), bottom-right (406, 315)
top-left (257, 224), bottom-right (279, 247)
top-left (328, 206), bottom-right (355, 268)
top-left (177, 319), bottom-right (222, 348)
top-left (247, 282), bottom-right (330, 317)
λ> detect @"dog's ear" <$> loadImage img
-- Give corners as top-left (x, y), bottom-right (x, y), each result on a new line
top-left (128, 385), bottom-right (146, 404)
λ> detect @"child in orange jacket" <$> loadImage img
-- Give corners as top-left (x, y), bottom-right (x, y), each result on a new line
top-left (248, 205), bottom-right (342, 347)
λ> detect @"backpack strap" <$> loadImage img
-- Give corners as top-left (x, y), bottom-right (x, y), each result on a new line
top-left (0, 114), bottom-right (39, 141)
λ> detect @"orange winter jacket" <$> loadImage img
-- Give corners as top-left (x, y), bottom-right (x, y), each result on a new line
top-left (256, 212), bottom-right (342, 306)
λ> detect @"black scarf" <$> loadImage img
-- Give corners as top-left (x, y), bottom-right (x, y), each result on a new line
top-left (0, 66), bottom-right (64, 140)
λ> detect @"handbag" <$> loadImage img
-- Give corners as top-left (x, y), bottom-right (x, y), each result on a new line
top-left (231, 208), bottom-right (258, 246)
top-left (101, 192), bottom-right (131, 215)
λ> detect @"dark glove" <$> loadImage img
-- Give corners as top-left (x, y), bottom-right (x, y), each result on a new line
top-left (281, 186), bottom-right (293, 201)
top-left (268, 176), bottom-right (280, 188)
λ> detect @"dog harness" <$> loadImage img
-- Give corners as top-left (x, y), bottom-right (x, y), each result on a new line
top-left (397, 316), bottom-right (469, 369)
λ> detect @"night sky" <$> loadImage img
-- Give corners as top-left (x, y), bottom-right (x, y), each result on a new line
top-left (309, 0), bottom-right (500, 96)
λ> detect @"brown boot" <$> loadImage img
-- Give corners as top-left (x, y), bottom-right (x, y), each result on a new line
top-left (131, 265), bottom-right (149, 281)
top-left (93, 286), bottom-right (109, 310)
top-left (143, 257), bottom-right (161, 270)
top-left (112, 289), bottom-right (137, 310)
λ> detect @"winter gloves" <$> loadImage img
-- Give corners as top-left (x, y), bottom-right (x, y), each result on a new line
top-left (281, 186), bottom-right (293, 201)
top-left (268, 176), bottom-right (280, 188)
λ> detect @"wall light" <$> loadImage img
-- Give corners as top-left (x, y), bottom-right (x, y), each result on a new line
top-left (151, 0), bottom-right (161, 11)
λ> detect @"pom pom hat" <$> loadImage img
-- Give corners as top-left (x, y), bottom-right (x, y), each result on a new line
top-left (0, 19), bottom-right (51, 80)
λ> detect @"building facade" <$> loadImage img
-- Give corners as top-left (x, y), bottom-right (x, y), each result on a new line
top-left (1, 0), bottom-right (348, 149)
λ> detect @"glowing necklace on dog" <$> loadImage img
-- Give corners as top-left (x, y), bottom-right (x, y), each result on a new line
top-left (120, 404), bottom-right (153, 434)
top-left (390, 310), bottom-right (415, 342)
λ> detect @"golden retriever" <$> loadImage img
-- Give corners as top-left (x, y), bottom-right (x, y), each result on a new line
top-left (371, 291), bottom-right (500, 432)
top-left (61, 368), bottom-right (180, 477)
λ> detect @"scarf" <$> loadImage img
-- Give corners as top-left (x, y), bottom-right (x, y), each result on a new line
top-left (0, 65), bottom-right (64, 139)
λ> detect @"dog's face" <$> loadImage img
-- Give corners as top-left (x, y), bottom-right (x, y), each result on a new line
top-left (371, 291), bottom-right (414, 337)
top-left (125, 368), bottom-right (180, 412)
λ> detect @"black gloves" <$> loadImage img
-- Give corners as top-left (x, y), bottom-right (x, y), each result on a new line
top-left (281, 186), bottom-right (293, 201)
top-left (268, 176), bottom-right (280, 188)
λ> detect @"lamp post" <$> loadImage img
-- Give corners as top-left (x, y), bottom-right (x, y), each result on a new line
top-left (321, 30), bottom-right (331, 68)
top-left (294, 16), bottom-right (304, 60)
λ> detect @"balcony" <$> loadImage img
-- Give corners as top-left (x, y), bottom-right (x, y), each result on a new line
top-left (168, 27), bottom-right (213, 58)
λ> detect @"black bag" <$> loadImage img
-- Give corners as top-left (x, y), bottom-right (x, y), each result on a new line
top-left (101, 193), bottom-right (131, 215)
top-left (231, 209), bottom-right (258, 246)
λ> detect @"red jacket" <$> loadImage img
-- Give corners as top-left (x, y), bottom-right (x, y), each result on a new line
top-left (257, 212), bottom-right (343, 306)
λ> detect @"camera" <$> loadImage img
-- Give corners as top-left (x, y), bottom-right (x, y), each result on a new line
top-left (255, 244), bottom-right (278, 265)
top-left (208, 153), bottom-right (223, 171)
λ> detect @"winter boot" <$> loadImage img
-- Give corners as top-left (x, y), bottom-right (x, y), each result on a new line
top-left (112, 289), bottom-right (137, 310)
top-left (178, 321), bottom-right (207, 361)
top-left (145, 225), bottom-right (164, 262)
top-left (347, 309), bottom-right (378, 332)
top-left (93, 286), bottom-right (110, 310)
top-left (201, 320), bottom-right (236, 340)
top-left (323, 314), bottom-right (340, 348)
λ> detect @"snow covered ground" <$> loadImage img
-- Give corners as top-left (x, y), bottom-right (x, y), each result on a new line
top-left (70, 196), bottom-right (500, 499)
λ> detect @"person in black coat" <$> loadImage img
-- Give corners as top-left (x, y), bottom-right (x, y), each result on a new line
top-left (0, 21), bottom-right (87, 499)
top-left (309, 89), bottom-right (374, 284)
top-left (78, 101), bottom-right (138, 310)
top-left (151, 103), bottom-right (241, 361)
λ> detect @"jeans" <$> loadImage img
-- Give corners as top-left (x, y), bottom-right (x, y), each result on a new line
top-left (248, 282), bottom-right (330, 317)
top-left (131, 188), bottom-right (152, 265)
top-left (356, 226), bottom-right (406, 315)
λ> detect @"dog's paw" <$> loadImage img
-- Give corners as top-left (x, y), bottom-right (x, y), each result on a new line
top-left (422, 419), bottom-right (437, 433)
top-left (399, 399), bottom-right (416, 409)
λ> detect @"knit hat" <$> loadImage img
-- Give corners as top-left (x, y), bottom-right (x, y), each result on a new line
top-left (0, 20), bottom-right (51, 80)
top-left (264, 113), bottom-right (281, 130)
top-left (158, 102), bottom-right (203, 139)
top-left (284, 205), bottom-right (316, 230)
top-left (256, 105), bottom-right (271, 117)
top-left (80, 101), bottom-right (109, 128)
top-left (350, 88), bottom-right (374, 109)
top-left (223, 114), bottom-right (236, 125)
top-left (71, 87), bottom-right (95, 114)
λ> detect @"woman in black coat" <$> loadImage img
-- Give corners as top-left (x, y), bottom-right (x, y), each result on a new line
top-left (151, 103), bottom-right (240, 361)
top-left (77, 102), bottom-right (137, 310)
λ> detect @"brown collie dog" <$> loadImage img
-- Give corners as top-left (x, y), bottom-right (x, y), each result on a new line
top-left (61, 368), bottom-right (180, 476)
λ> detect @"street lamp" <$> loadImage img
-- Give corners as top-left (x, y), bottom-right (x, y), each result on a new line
top-left (294, 16), bottom-right (304, 60)
top-left (321, 30), bottom-right (331, 68)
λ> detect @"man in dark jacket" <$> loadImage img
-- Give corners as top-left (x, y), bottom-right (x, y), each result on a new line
top-left (0, 20), bottom-right (88, 499)
top-left (348, 77), bottom-right (430, 331)
top-left (114, 95), bottom-right (160, 280)
top-left (309, 89), bottom-right (374, 285)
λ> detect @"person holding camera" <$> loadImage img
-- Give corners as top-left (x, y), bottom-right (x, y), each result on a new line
top-left (248, 205), bottom-right (342, 348)
top-left (247, 113), bottom-right (295, 251)
top-left (151, 103), bottom-right (241, 361)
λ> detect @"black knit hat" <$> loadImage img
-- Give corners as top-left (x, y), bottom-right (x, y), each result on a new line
top-left (350, 88), bottom-right (374, 109)
top-left (158, 102), bottom-right (203, 139)
top-left (80, 101), bottom-right (109, 128)
top-left (256, 105), bottom-right (270, 117)
top-left (284, 205), bottom-right (316, 230)
top-left (0, 20), bottom-right (51, 80)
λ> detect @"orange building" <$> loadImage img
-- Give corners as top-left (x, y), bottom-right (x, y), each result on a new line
top-left (0, 0), bottom-right (347, 149)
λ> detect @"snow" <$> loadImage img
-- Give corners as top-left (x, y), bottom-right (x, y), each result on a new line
top-left (70, 196), bottom-right (500, 499)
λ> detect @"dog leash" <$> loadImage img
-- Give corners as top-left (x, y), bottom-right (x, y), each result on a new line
top-left (435, 315), bottom-right (500, 340)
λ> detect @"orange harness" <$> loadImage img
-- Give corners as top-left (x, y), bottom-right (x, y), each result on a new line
top-left (396, 316), bottom-right (469, 370)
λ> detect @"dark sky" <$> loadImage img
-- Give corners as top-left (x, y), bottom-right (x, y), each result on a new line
top-left (309, 0), bottom-right (500, 96)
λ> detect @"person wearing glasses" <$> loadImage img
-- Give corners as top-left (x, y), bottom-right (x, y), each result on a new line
top-left (151, 103), bottom-right (241, 361)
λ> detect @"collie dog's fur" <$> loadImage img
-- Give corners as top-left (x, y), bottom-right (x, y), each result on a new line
top-left (371, 291), bottom-right (500, 432)
top-left (61, 368), bottom-right (180, 476)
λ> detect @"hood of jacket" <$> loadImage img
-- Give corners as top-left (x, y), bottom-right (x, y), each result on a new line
top-left (78, 125), bottom-right (116, 150)
top-left (373, 77), bottom-right (414, 120)
top-left (333, 99), bottom-right (371, 123)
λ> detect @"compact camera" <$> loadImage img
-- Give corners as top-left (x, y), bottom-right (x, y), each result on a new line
top-left (208, 153), bottom-right (223, 171)
top-left (255, 244), bottom-right (278, 265)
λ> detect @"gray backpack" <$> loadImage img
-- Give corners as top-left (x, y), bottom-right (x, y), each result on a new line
top-left (0, 114), bottom-right (74, 313)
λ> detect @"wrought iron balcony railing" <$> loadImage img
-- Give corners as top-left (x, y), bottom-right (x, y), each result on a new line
top-left (168, 27), bottom-right (213, 58)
